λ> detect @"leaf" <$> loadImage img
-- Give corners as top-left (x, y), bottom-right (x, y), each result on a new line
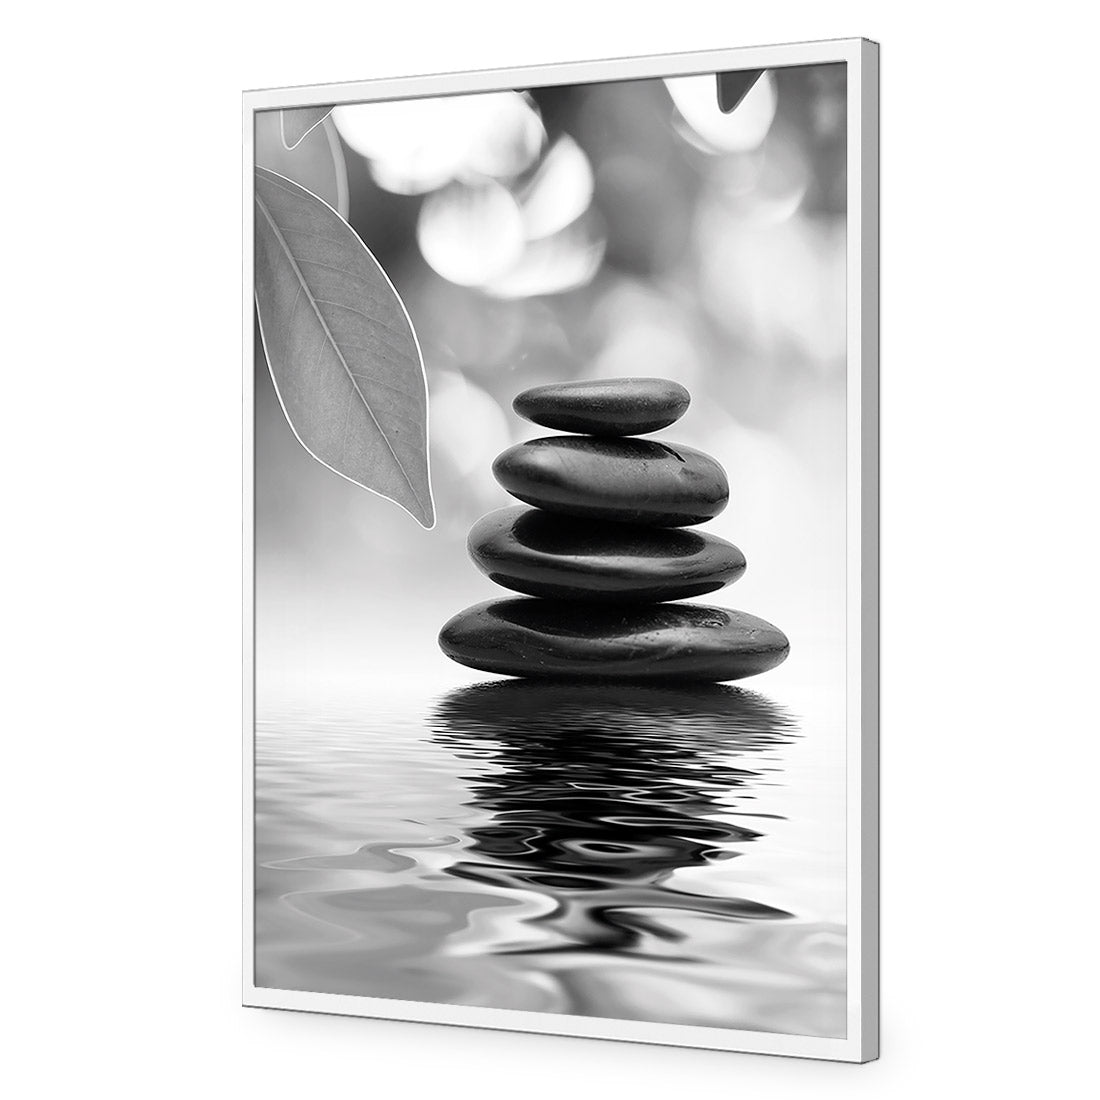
top-left (717, 69), bottom-right (764, 114)
top-left (257, 111), bottom-right (349, 218)
top-left (280, 106), bottom-right (333, 150)
top-left (254, 166), bottom-right (434, 528)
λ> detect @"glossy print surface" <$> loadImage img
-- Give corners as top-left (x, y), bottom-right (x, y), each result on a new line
top-left (467, 505), bottom-right (746, 602)
top-left (492, 436), bottom-right (729, 526)
top-left (512, 377), bottom-right (690, 436)
top-left (438, 598), bottom-right (790, 681)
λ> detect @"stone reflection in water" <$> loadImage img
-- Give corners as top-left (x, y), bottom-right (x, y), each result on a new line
top-left (431, 680), bottom-right (797, 954)
top-left (256, 681), bottom-right (846, 1034)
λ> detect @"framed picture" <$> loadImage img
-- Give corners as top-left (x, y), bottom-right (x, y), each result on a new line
top-left (243, 36), bottom-right (879, 1062)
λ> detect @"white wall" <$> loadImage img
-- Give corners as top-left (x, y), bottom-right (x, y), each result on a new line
top-left (7, 3), bottom-right (1097, 1097)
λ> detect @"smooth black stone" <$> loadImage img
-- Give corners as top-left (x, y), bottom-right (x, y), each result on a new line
top-left (492, 437), bottom-right (728, 527)
top-left (468, 505), bottom-right (746, 602)
top-left (438, 599), bottom-right (790, 682)
top-left (513, 378), bottom-right (690, 436)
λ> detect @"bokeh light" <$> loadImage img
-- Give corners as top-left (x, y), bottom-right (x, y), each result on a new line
top-left (517, 135), bottom-right (594, 239)
top-left (417, 180), bottom-right (525, 287)
top-left (333, 92), bottom-right (544, 195)
top-left (486, 217), bottom-right (605, 299)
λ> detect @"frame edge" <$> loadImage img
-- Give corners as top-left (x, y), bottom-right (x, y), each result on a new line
top-left (859, 36), bottom-right (881, 1063)
top-left (241, 37), bottom-right (879, 1064)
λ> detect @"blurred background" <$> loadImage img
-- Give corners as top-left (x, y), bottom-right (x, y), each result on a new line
top-left (253, 65), bottom-right (851, 1033)
top-left (254, 63), bottom-right (848, 702)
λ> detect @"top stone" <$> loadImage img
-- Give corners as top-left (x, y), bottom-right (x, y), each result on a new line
top-left (513, 377), bottom-right (691, 437)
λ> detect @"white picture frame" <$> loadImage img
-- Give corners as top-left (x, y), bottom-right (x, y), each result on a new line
top-left (242, 35), bottom-right (879, 1063)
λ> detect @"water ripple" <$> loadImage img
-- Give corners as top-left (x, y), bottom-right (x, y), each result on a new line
top-left (255, 680), bottom-right (846, 1036)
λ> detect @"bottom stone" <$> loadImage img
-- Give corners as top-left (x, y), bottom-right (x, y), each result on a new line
top-left (438, 598), bottom-right (790, 682)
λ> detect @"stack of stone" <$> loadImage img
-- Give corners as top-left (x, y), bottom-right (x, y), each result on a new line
top-left (438, 378), bottom-right (789, 682)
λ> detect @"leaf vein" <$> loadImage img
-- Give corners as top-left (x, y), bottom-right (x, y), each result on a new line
top-left (312, 298), bottom-right (414, 340)
top-left (254, 189), bottom-right (428, 516)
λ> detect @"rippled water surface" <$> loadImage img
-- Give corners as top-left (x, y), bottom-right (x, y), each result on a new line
top-left (255, 676), bottom-right (846, 1038)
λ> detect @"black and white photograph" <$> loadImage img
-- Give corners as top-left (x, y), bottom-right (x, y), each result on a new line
top-left (15, 3), bottom-right (1100, 1096)
top-left (246, 40), bottom-right (877, 1061)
